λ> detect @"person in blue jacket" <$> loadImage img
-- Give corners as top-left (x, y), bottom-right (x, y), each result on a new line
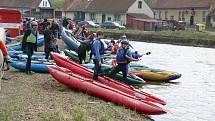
top-left (91, 31), bottom-right (105, 80)
top-left (22, 21), bottom-right (38, 74)
top-left (49, 38), bottom-right (60, 54)
top-left (109, 40), bottom-right (138, 83)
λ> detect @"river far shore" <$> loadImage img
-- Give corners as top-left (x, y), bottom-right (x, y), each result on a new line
top-left (92, 29), bottom-right (215, 48)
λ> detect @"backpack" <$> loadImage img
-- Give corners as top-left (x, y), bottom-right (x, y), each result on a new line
top-left (116, 48), bottom-right (128, 63)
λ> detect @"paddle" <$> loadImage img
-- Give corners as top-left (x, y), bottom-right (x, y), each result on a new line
top-left (128, 43), bottom-right (151, 56)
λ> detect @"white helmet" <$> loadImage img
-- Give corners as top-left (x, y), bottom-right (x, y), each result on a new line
top-left (31, 21), bottom-right (38, 26)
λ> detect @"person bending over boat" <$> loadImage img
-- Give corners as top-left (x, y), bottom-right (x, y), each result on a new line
top-left (109, 40), bottom-right (139, 83)
top-left (44, 22), bottom-right (54, 59)
top-left (77, 32), bottom-right (95, 64)
top-left (91, 31), bottom-right (105, 80)
top-left (22, 21), bottom-right (38, 74)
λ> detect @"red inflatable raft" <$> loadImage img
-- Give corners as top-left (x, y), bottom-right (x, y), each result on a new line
top-left (51, 53), bottom-right (166, 105)
top-left (48, 66), bottom-right (167, 115)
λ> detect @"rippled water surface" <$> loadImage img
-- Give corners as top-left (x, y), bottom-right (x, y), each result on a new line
top-left (130, 41), bottom-right (215, 121)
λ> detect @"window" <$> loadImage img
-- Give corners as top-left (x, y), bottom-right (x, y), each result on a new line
top-left (182, 11), bottom-right (185, 21)
top-left (178, 11), bottom-right (181, 21)
top-left (90, 13), bottom-right (95, 20)
top-left (108, 17), bottom-right (111, 21)
top-left (170, 16), bottom-right (174, 20)
top-left (213, 17), bottom-right (215, 22)
top-left (43, 1), bottom-right (45, 6)
top-left (45, 2), bottom-right (47, 7)
top-left (165, 11), bottom-right (168, 20)
top-left (138, 1), bottom-right (142, 9)
top-left (159, 11), bottom-right (162, 20)
top-left (202, 11), bottom-right (206, 22)
top-left (114, 15), bottom-right (121, 21)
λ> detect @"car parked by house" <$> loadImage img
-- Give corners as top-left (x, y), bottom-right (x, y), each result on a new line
top-left (100, 22), bottom-right (125, 29)
top-left (77, 21), bottom-right (100, 28)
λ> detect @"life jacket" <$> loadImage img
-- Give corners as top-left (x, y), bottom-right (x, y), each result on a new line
top-left (91, 39), bottom-right (105, 56)
top-left (111, 46), bottom-right (117, 54)
top-left (26, 32), bottom-right (37, 43)
top-left (116, 48), bottom-right (128, 64)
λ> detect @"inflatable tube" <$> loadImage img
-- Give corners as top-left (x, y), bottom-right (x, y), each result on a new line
top-left (61, 28), bottom-right (80, 52)
top-left (51, 53), bottom-right (166, 105)
top-left (7, 36), bottom-right (44, 51)
top-left (11, 60), bottom-right (53, 73)
top-left (6, 37), bottom-right (14, 44)
top-left (49, 66), bottom-right (167, 115)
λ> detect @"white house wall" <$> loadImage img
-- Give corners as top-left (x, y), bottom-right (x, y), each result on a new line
top-left (211, 17), bottom-right (215, 27)
top-left (39, 0), bottom-right (51, 8)
top-left (127, 0), bottom-right (154, 18)
top-left (85, 13), bottom-right (126, 25)
top-left (63, 12), bottom-right (74, 20)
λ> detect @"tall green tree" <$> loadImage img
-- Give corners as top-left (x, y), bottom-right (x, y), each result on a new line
top-left (50, 0), bottom-right (65, 9)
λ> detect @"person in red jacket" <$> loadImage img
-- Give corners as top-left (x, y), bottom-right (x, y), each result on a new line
top-left (0, 28), bottom-right (11, 63)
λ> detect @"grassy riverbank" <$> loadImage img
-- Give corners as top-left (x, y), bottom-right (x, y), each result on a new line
top-left (0, 69), bottom-right (153, 121)
top-left (91, 28), bottom-right (215, 48)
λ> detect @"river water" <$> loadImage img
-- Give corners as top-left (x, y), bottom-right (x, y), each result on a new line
top-left (130, 41), bottom-right (215, 121)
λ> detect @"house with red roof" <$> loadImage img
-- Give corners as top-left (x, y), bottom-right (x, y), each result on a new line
top-left (151, 0), bottom-right (215, 27)
top-left (0, 0), bottom-right (54, 18)
top-left (63, 0), bottom-right (156, 30)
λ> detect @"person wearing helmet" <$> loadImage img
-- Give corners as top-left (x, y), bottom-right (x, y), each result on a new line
top-left (22, 21), bottom-right (38, 74)
top-left (119, 34), bottom-right (127, 42)
top-left (109, 40), bottom-right (139, 83)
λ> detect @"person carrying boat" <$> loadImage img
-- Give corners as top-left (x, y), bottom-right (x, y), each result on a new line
top-left (77, 39), bottom-right (93, 64)
top-left (109, 40), bottom-right (139, 83)
top-left (91, 31), bottom-right (105, 80)
top-left (22, 21), bottom-right (38, 74)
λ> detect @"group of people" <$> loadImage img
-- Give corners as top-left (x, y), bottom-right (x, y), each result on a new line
top-left (64, 23), bottom-right (142, 82)
top-left (87, 31), bottom-right (140, 82)
top-left (22, 20), bottom-right (60, 74)
top-left (2, 17), bottom-right (144, 84)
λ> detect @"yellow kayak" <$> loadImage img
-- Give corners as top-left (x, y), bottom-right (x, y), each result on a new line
top-left (132, 70), bottom-right (181, 82)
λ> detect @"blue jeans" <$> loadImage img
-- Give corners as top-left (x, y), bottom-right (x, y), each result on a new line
top-left (93, 59), bottom-right (102, 80)
top-left (26, 46), bottom-right (34, 72)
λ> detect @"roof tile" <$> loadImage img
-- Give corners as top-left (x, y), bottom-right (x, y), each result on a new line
top-left (151, 0), bottom-right (211, 9)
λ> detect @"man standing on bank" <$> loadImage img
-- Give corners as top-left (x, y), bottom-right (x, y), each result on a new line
top-left (22, 21), bottom-right (38, 74)
top-left (91, 31), bottom-right (105, 80)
